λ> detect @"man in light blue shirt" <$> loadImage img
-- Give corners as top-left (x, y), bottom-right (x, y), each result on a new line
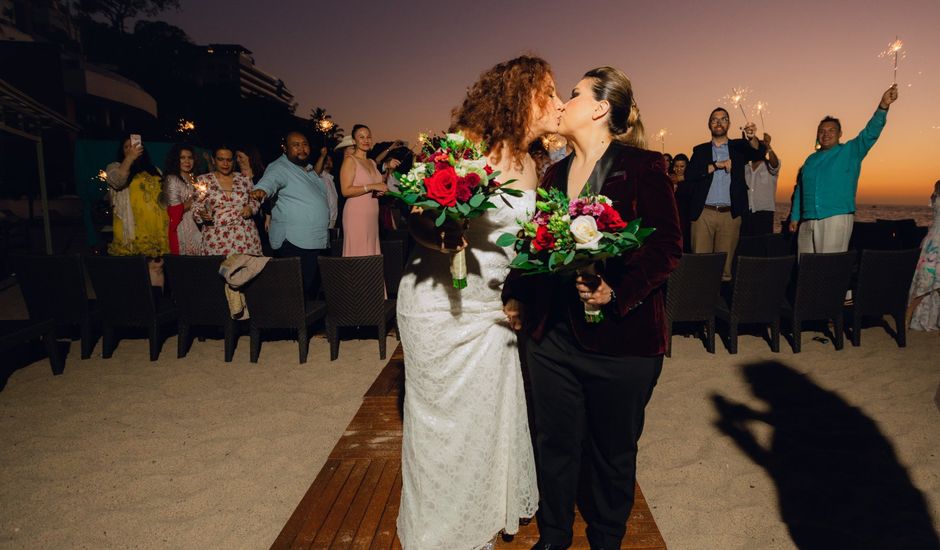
top-left (251, 131), bottom-right (330, 297)
top-left (790, 85), bottom-right (898, 253)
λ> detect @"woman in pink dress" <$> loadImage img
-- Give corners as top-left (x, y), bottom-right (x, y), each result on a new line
top-left (193, 146), bottom-right (262, 256)
top-left (340, 124), bottom-right (386, 257)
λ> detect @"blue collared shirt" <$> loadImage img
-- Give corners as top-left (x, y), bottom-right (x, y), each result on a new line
top-left (705, 141), bottom-right (731, 206)
top-left (255, 154), bottom-right (330, 250)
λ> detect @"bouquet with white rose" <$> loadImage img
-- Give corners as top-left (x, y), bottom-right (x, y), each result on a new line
top-left (387, 131), bottom-right (522, 288)
top-left (496, 187), bottom-right (654, 323)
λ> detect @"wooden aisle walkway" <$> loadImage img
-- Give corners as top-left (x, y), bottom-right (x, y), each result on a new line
top-left (271, 345), bottom-right (667, 549)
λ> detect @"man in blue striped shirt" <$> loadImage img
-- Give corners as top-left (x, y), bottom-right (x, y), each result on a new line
top-left (789, 84), bottom-right (899, 253)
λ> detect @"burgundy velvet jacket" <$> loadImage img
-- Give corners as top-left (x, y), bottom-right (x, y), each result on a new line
top-left (502, 142), bottom-right (683, 357)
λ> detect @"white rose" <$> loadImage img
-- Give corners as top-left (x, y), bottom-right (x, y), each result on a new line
top-left (446, 132), bottom-right (466, 144)
top-left (570, 215), bottom-right (603, 250)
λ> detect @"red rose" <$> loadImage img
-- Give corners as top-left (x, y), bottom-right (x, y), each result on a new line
top-left (464, 172), bottom-right (481, 187)
top-left (484, 165), bottom-right (493, 175)
top-left (424, 166), bottom-right (458, 207)
top-left (597, 203), bottom-right (627, 231)
top-left (532, 225), bottom-right (556, 252)
top-left (456, 176), bottom-right (473, 202)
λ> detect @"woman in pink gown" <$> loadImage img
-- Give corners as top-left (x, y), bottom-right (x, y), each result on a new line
top-left (340, 124), bottom-right (386, 257)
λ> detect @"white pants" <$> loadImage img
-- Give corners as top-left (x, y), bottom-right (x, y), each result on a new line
top-left (797, 214), bottom-right (854, 254)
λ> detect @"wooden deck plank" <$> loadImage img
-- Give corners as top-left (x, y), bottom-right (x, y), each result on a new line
top-left (273, 344), bottom-right (667, 549)
top-left (289, 460), bottom-right (356, 550)
top-left (351, 459), bottom-right (399, 550)
top-left (311, 459), bottom-right (372, 549)
top-left (330, 459), bottom-right (388, 550)
top-left (368, 468), bottom-right (402, 550)
top-left (271, 460), bottom-right (342, 549)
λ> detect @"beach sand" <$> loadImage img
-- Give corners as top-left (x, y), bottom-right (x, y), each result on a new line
top-left (1, 283), bottom-right (938, 549)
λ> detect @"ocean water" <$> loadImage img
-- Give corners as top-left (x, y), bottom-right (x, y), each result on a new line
top-left (773, 203), bottom-right (935, 232)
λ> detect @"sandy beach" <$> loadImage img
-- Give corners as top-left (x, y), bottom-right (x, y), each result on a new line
top-left (1, 283), bottom-right (938, 549)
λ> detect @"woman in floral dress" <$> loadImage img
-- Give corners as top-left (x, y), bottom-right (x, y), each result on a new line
top-left (907, 179), bottom-right (940, 331)
top-left (194, 146), bottom-right (262, 256)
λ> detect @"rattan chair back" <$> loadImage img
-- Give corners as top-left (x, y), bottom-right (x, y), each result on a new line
top-left (85, 256), bottom-right (158, 326)
top-left (318, 255), bottom-right (387, 326)
top-left (665, 253), bottom-right (726, 322)
top-left (164, 255), bottom-right (230, 326)
top-left (854, 248), bottom-right (919, 316)
top-left (14, 254), bottom-right (90, 324)
top-left (242, 257), bottom-right (306, 329)
top-left (791, 252), bottom-right (855, 320)
top-left (728, 255), bottom-right (795, 323)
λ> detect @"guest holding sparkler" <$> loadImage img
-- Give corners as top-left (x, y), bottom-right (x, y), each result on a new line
top-left (685, 108), bottom-right (765, 280)
top-left (164, 143), bottom-right (204, 255)
top-left (742, 135), bottom-right (780, 236)
top-left (194, 145), bottom-right (262, 256)
top-left (789, 84), bottom-right (898, 253)
top-left (250, 131), bottom-right (331, 297)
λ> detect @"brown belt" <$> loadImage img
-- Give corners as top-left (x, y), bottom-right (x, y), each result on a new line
top-left (703, 204), bottom-right (731, 213)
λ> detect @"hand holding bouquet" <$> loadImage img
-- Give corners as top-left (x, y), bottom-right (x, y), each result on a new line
top-left (496, 187), bottom-right (654, 322)
top-left (387, 132), bottom-right (522, 288)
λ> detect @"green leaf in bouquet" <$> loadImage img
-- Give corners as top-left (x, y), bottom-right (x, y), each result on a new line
top-left (456, 202), bottom-right (471, 215)
top-left (499, 187), bottom-right (524, 197)
top-left (496, 233), bottom-right (518, 247)
top-left (510, 252), bottom-right (531, 268)
top-left (404, 193), bottom-right (420, 203)
top-left (499, 178), bottom-right (518, 188)
top-left (626, 218), bottom-right (642, 234)
top-left (536, 201), bottom-right (552, 212)
top-left (536, 187), bottom-right (550, 199)
top-left (564, 249), bottom-right (576, 264)
top-left (548, 250), bottom-right (566, 270)
top-left (636, 227), bottom-right (656, 241)
top-left (434, 209), bottom-right (447, 227)
top-left (415, 199), bottom-right (442, 209)
top-left (469, 193), bottom-right (485, 208)
top-left (483, 201), bottom-right (499, 210)
top-left (487, 170), bottom-right (502, 182)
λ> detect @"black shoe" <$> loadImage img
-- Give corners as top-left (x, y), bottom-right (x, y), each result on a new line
top-left (530, 542), bottom-right (571, 550)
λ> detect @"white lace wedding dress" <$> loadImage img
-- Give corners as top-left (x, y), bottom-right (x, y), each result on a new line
top-left (396, 189), bottom-right (538, 550)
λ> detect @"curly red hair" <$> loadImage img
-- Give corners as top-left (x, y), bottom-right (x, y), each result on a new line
top-left (450, 55), bottom-right (554, 167)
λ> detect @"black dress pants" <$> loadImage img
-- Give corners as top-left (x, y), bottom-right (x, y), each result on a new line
top-left (275, 240), bottom-right (326, 299)
top-left (525, 321), bottom-right (663, 549)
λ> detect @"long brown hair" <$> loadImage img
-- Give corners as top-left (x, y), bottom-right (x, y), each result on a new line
top-left (450, 55), bottom-right (554, 166)
top-left (582, 66), bottom-right (647, 149)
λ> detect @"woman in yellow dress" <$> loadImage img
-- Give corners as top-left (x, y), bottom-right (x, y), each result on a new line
top-left (105, 138), bottom-right (169, 256)
top-left (105, 137), bottom-right (170, 285)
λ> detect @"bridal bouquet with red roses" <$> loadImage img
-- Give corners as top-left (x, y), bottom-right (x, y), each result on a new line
top-left (497, 187), bottom-right (654, 322)
top-left (387, 131), bottom-right (522, 288)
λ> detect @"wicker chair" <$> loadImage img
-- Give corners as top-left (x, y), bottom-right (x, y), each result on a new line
top-left (318, 255), bottom-right (397, 360)
top-left (164, 255), bottom-right (239, 361)
top-left (780, 252), bottom-right (855, 352)
top-left (381, 239), bottom-right (404, 299)
top-left (664, 253), bottom-right (726, 356)
top-left (717, 255), bottom-right (795, 354)
top-left (849, 248), bottom-right (919, 348)
top-left (13, 254), bottom-right (99, 359)
top-left (0, 318), bottom-right (63, 375)
top-left (242, 257), bottom-right (327, 364)
top-left (84, 256), bottom-right (178, 361)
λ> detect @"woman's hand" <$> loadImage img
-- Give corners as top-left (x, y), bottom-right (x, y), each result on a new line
top-left (183, 197), bottom-right (193, 211)
top-left (503, 299), bottom-right (524, 331)
top-left (249, 189), bottom-right (267, 202)
top-left (264, 214), bottom-right (272, 232)
top-left (370, 182), bottom-right (388, 196)
top-left (575, 273), bottom-right (615, 306)
top-left (240, 205), bottom-right (253, 218)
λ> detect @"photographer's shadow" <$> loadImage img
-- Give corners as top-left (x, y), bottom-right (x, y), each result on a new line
top-left (712, 361), bottom-right (939, 549)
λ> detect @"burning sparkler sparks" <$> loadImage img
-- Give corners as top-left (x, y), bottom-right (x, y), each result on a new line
top-left (753, 101), bottom-right (768, 132)
top-left (656, 129), bottom-right (667, 153)
top-left (878, 37), bottom-right (905, 84)
top-left (317, 118), bottom-right (334, 133)
top-left (723, 87), bottom-right (752, 123)
top-left (177, 119), bottom-right (196, 133)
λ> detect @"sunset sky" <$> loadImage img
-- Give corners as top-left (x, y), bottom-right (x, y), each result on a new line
top-left (162, 0), bottom-right (939, 205)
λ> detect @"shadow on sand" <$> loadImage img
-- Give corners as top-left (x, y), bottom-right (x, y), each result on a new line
top-left (712, 361), bottom-right (939, 549)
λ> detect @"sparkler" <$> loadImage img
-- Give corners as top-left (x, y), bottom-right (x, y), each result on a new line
top-left (177, 119), bottom-right (196, 133)
top-left (317, 118), bottom-right (334, 132)
top-left (754, 101), bottom-right (768, 133)
top-left (724, 87), bottom-right (751, 123)
top-left (878, 37), bottom-right (905, 84)
top-left (656, 129), bottom-right (667, 153)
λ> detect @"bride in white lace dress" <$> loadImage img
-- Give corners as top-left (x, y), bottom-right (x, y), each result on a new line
top-left (396, 56), bottom-right (564, 550)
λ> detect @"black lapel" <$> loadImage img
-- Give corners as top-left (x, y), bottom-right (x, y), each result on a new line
top-left (550, 153), bottom-right (573, 194)
top-left (584, 142), bottom-right (622, 196)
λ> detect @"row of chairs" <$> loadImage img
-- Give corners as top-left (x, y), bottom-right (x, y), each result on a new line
top-left (665, 248), bottom-right (920, 355)
top-left (8, 243), bottom-right (404, 369)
